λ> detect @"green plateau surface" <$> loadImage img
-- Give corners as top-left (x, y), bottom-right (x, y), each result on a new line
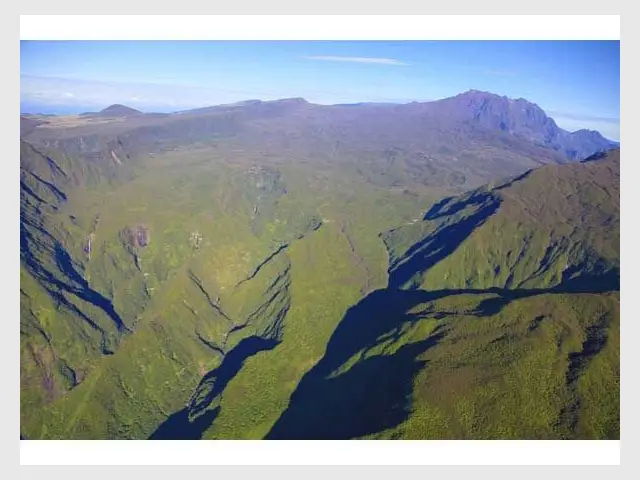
top-left (20, 100), bottom-right (619, 440)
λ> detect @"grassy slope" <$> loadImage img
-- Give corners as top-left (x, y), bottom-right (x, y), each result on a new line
top-left (266, 290), bottom-right (619, 440)
top-left (20, 141), bottom-right (124, 423)
top-left (375, 292), bottom-right (620, 439)
top-left (266, 151), bottom-right (620, 440)
top-left (20, 143), bottom-right (438, 439)
top-left (384, 151), bottom-right (620, 291)
top-left (202, 225), bottom-right (364, 439)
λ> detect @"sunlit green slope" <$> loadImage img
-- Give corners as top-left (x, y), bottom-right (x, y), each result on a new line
top-left (267, 150), bottom-right (620, 440)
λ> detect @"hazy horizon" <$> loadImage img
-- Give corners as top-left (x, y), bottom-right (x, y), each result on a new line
top-left (20, 40), bottom-right (620, 140)
top-left (20, 86), bottom-right (621, 143)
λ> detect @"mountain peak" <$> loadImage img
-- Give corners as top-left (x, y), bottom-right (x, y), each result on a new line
top-left (456, 90), bottom-right (545, 107)
top-left (436, 89), bottom-right (553, 136)
top-left (267, 97), bottom-right (310, 105)
top-left (457, 89), bottom-right (509, 102)
top-left (461, 89), bottom-right (501, 97)
top-left (99, 104), bottom-right (143, 116)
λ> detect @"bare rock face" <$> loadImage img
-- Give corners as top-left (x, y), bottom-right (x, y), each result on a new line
top-left (120, 224), bottom-right (150, 249)
top-left (136, 226), bottom-right (150, 247)
top-left (428, 90), bottom-right (618, 159)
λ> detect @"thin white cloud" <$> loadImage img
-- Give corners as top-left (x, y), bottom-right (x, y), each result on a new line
top-left (305, 55), bottom-right (409, 66)
top-left (20, 76), bottom-right (248, 110)
top-left (20, 75), bottom-right (409, 112)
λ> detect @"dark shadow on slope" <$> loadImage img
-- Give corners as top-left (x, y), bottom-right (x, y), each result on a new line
top-left (490, 169), bottom-right (534, 192)
top-left (268, 333), bottom-right (444, 439)
top-left (20, 180), bottom-right (47, 204)
top-left (149, 407), bottom-right (220, 440)
top-left (472, 269), bottom-right (620, 318)
top-left (423, 190), bottom-right (497, 221)
top-left (558, 309), bottom-right (613, 436)
top-left (580, 150), bottom-right (610, 164)
top-left (20, 214), bottom-right (128, 335)
top-left (188, 336), bottom-right (280, 419)
top-left (266, 288), bottom-right (449, 440)
top-left (24, 170), bottom-right (67, 202)
top-left (266, 269), bottom-right (619, 440)
top-left (149, 335), bottom-right (278, 440)
top-left (53, 244), bottom-right (127, 333)
top-left (389, 195), bottom-right (501, 290)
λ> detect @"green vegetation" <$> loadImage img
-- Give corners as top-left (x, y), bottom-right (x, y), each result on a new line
top-left (20, 99), bottom-right (619, 440)
top-left (384, 151), bottom-right (619, 292)
top-left (20, 137), bottom-right (437, 439)
top-left (267, 290), bottom-right (619, 439)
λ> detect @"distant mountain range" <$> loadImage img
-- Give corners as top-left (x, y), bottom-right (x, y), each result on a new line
top-left (24, 90), bottom-right (618, 163)
top-left (20, 90), bottom-right (619, 195)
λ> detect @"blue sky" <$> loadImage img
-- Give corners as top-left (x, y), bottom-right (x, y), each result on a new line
top-left (20, 41), bottom-right (620, 140)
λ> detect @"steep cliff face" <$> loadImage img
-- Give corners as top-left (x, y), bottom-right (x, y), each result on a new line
top-left (426, 90), bottom-right (618, 159)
